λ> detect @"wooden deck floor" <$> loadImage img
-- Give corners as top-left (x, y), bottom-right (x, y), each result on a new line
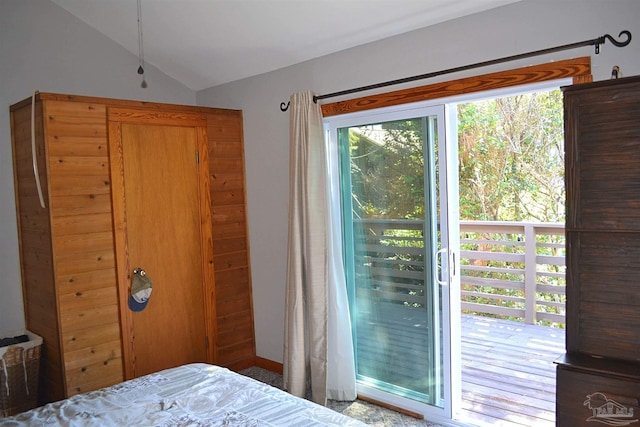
top-left (458, 314), bottom-right (565, 427)
top-left (354, 302), bottom-right (565, 426)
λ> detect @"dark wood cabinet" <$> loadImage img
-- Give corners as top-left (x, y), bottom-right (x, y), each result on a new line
top-left (564, 75), bottom-right (640, 361)
top-left (557, 76), bottom-right (640, 426)
top-left (556, 354), bottom-right (640, 426)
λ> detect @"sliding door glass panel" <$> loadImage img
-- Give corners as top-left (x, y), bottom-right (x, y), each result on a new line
top-left (333, 105), bottom-right (448, 412)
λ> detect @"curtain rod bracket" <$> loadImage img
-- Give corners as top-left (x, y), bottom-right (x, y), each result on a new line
top-left (279, 30), bottom-right (632, 112)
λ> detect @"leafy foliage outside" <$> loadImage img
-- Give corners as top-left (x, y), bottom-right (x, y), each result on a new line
top-left (458, 90), bottom-right (565, 223)
top-left (347, 120), bottom-right (430, 310)
top-left (345, 89), bottom-right (566, 327)
top-left (348, 118), bottom-right (427, 221)
top-left (457, 90), bottom-right (566, 327)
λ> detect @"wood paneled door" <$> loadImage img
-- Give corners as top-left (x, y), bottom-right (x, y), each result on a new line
top-left (108, 108), bottom-right (215, 379)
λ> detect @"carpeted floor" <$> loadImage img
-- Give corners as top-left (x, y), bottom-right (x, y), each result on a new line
top-left (239, 366), bottom-right (446, 427)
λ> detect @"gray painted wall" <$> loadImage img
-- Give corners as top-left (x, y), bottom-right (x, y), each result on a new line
top-left (196, 0), bottom-right (640, 363)
top-left (0, 1), bottom-right (195, 332)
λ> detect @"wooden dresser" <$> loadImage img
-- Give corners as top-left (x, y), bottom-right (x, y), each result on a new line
top-left (557, 76), bottom-right (640, 426)
top-left (10, 93), bottom-right (255, 404)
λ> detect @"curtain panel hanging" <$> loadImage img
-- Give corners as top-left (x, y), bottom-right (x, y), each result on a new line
top-left (283, 92), bottom-right (356, 405)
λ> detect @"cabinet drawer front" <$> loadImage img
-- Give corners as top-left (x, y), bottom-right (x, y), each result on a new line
top-left (557, 366), bottom-right (640, 427)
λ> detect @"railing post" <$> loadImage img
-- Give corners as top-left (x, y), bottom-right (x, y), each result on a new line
top-left (524, 224), bottom-right (537, 325)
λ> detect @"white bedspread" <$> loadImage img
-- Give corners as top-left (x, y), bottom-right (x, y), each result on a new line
top-left (0, 363), bottom-right (369, 426)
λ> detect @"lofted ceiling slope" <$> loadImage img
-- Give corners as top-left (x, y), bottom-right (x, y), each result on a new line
top-left (51, 0), bottom-right (521, 91)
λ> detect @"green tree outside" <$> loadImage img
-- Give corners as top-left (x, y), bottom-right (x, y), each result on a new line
top-left (344, 88), bottom-right (566, 326)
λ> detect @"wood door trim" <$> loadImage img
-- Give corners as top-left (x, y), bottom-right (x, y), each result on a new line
top-left (108, 107), bottom-right (207, 127)
top-left (107, 120), bottom-right (134, 379)
top-left (321, 56), bottom-right (592, 117)
top-left (196, 126), bottom-right (217, 364)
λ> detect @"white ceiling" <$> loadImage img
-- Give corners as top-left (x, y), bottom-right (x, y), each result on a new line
top-left (51, 0), bottom-right (521, 91)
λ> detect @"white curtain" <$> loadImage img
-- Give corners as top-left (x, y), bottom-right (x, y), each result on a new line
top-left (283, 92), bottom-right (356, 406)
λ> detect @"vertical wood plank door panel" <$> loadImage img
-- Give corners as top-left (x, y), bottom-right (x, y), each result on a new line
top-left (110, 115), bottom-right (209, 378)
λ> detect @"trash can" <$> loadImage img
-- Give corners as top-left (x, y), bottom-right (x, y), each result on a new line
top-left (0, 331), bottom-right (42, 417)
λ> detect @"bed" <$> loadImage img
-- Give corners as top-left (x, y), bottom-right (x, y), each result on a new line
top-left (0, 363), bottom-right (369, 426)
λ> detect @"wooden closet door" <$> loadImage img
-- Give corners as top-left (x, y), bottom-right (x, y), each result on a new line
top-left (109, 109), bottom-right (214, 378)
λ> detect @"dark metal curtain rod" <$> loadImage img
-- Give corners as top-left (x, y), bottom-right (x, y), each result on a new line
top-left (280, 30), bottom-right (632, 112)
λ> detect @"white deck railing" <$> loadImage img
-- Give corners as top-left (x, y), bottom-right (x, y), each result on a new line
top-left (459, 220), bottom-right (565, 326)
top-left (352, 219), bottom-right (566, 327)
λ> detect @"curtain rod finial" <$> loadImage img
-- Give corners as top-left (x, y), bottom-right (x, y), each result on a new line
top-left (596, 30), bottom-right (632, 54)
top-left (280, 101), bottom-right (290, 112)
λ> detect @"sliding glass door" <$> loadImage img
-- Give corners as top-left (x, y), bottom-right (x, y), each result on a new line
top-left (326, 104), bottom-right (459, 420)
